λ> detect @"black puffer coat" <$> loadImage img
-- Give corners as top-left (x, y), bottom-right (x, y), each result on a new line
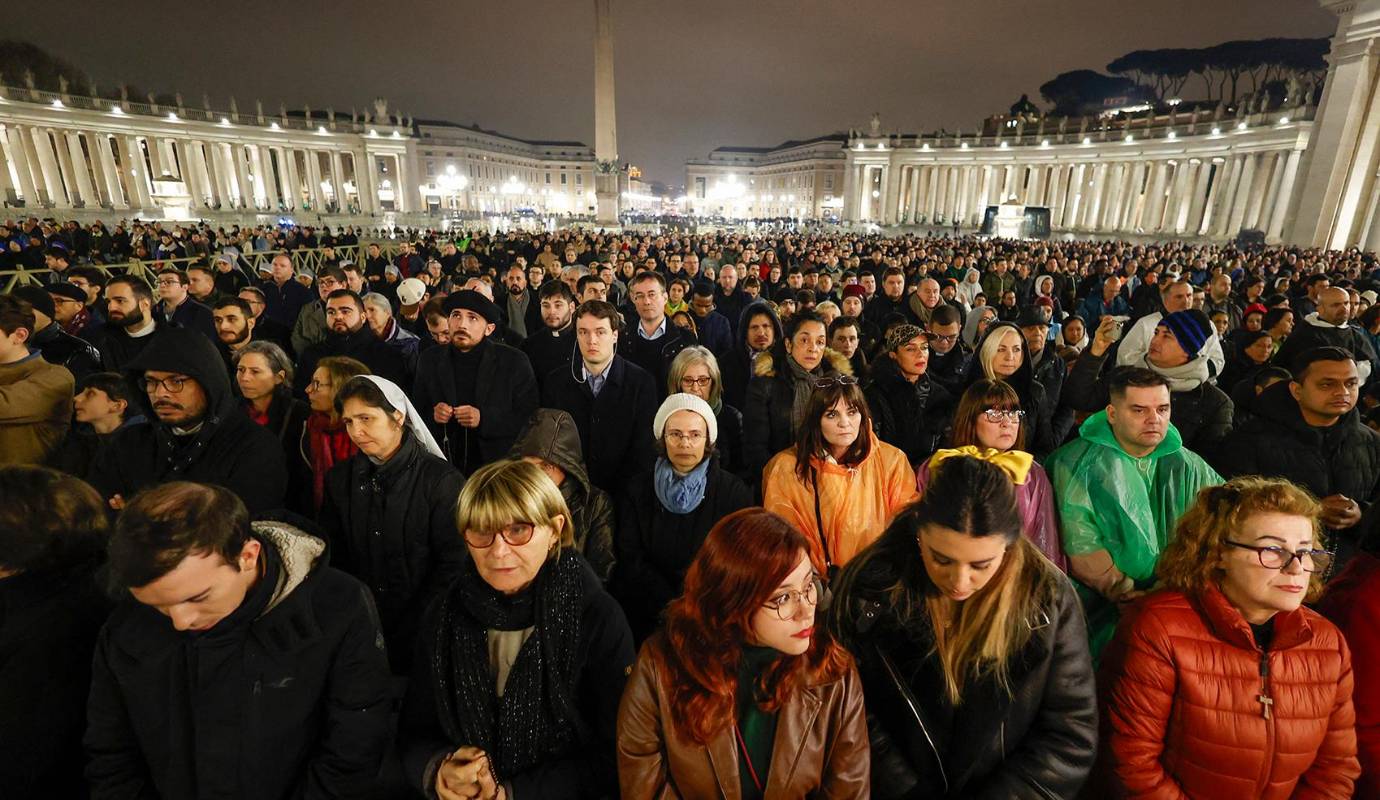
top-left (612, 456), bottom-right (753, 642)
top-left (84, 521), bottom-right (393, 800)
top-left (832, 548), bottom-right (1097, 799)
top-left (1215, 380), bottom-right (1380, 523)
top-left (509, 408), bottom-right (617, 582)
top-left (864, 355), bottom-right (953, 468)
top-left (89, 328), bottom-right (288, 512)
top-left (721, 302), bottom-right (784, 411)
top-left (319, 432), bottom-right (466, 673)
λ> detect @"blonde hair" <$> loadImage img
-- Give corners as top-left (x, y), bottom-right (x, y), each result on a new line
top-left (1158, 477), bottom-right (1328, 603)
top-left (455, 460), bottom-right (575, 553)
top-left (978, 325), bottom-right (1024, 381)
top-left (667, 346), bottom-right (724, 410)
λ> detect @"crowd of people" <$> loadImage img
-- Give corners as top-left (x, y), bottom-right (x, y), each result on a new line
top-left (4, 213), bottom-right (1380, 798)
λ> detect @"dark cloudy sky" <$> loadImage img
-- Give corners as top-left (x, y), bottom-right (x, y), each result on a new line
top-left (7, 0), bottom-right (1336, 186)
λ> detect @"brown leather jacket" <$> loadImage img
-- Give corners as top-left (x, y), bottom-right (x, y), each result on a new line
top-left (617, 637), bottom-right (871, 799)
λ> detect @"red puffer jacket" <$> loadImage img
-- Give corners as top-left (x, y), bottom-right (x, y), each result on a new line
top-left (1318, 552), bottom-right (1380, 799)
top-left (1095, 585), bottom-right (1358, 799)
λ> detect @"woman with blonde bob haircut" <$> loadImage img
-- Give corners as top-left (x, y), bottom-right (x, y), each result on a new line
top-left (1095, 478), bottom-right (1360, 798)
top-left (668, 346), bottom-right (744, 474)
top-left (400, 460), bottom-right (636, 800)
top-left (830, 455), bottom-right (1096, 798)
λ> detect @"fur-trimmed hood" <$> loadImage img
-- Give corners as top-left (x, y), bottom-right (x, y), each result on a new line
top-left (753, 347), bottom-right (854, 379)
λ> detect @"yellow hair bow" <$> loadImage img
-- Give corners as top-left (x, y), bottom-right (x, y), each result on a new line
top-left (929, 445), bottom-right (1033, 485)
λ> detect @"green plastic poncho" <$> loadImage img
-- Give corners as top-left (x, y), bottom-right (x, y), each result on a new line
top-left (1045, 411), bottom-right (1221, 657)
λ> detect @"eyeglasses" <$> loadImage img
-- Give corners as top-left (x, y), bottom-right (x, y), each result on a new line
top-left (665, 430), bottom-right (706, 445)
top-left (982, 409), bottom-right (1026, 423)
top-left (813, 375), bottom-right (859, 390)
top-left (897, 342), bottom-right (930, 355)
top-left (762, 575), bottom-right (824, 621)
top-left (307, 379), bottom-right (332, 392)
top-left (464, 522), bottom-right (536, 549)
top-left (143, 375), bottom-right (189, 394)
top-left (156, 277), bottom-right (182, 286)
top-left (929, 333), bottom-right (959, 343)
top-left (1225, 541), bottom-right (1333, 574)
top-left (680, 376), bottom-right (713, 389)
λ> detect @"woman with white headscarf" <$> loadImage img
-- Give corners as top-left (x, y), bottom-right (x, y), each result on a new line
top-left (318, 374), bottom-right (467, 674)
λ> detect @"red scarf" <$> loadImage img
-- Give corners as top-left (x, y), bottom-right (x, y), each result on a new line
top-left (306, 411), bottom-right (357, 511)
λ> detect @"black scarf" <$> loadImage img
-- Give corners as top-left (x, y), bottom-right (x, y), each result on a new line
top-left (431, 549), bottom-right (587, 781)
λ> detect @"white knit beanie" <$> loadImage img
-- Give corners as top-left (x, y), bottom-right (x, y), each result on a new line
top-left (653, 392), bottom-right (719, 444)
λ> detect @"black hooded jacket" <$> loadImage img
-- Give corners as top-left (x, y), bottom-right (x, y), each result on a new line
top-left (84, 521), bottom-right (393, 799)
top-left (319, 431), bottom-right (466, 673)
top-left (31, 322), bottom-right (102, 382)
top-left (721, 302), bottom-right (784, 411)
top-left (1216, 380), bottom-right (1380, 521)
top-left (509, 409), bottom-right (617, 582)
top-left (295, 325), bottom-right (411, 395)
top-left (864, 355), bottom-right (953, 468)
top-left (89, 328), bottom-right (288, 512)
top-left (960, 322), bottom-right (1056, 457)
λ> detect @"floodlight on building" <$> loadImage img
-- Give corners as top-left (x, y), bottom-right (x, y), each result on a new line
top-left (369, 129), bottom-right (378, 137)
top-left (110, 105), bottom-right (124, 115)
top-left (1167, 131), bottom-right (1177, 140)
top-left (318, 126), bottom-right (328, 134)
top-left (270, 122), bottom-right (281, 130)
top-left (1211, 127), bottom-right (1221, 135)
top-left (1082, 137), bottom-right (1092, 145)
top-left (1125, 134), bottom-right (1134, 143)
top-left (961, 142), bottom-right (970, 150)
top-left (392, 131), bottom-right (401, 139)
top-left (51, 99), bottom-right (64, 108)
top-left (1279, 116), bottom-right (1291, 125)
top-left (921, 143), bottom-right (931, 151)
top-left (167, 112), bottom-right (178, 121)
top-left (1041, 139), bottom-right (1050, 147)
top-left (1238, 122), bottom-right (1248, 131)
top-left (999, 141), bottom-right (1008, 149)
top-left (871, 190), bottom-right (880, 198)
top-left (220, 117), bottom-right (231, 126)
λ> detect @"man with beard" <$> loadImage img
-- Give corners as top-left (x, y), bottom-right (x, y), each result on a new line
top-left (521, 280), bottom-right (577, 391)
top-left (155, 269), bottom-right (217, 342)
top-left (721, 302), bottom-right (782, 410)
top-left (500, 264), bottom-right (538, 339)
top-left (211, 297), bottom-right (257, 372)
top-left (413, 290), bottom-right (539, 474)
top-left (95, 277), bottom-right (161, 371)
top-left (295, 290), bottom-right (409, 394)
top-left (88, 328), bottom-right (288, 512)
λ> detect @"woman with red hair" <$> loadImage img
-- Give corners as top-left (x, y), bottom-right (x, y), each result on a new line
top-left (617, 508), bottom-right (869, 799)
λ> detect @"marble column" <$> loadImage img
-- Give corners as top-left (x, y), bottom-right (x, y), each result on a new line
top-left (1267, 150), bottom-right (1305, 242)
top-left (54, 132), bottom-right (87, 207)
top-left (247, 145), bottom-right (269, 208)
top-left (1203, 156), bottom-right (1239, 236)
top-left (283, 148), bottom-right (302, 210)
top-left (63, 133), bottom-right (96, 207)
top-left (30, 128), bottom-right (69, 207)
top-left (1184, 161), bottom-right (1214, 235)
top-left (120, 136), bottom-right (154, 209)
top-left (1141, 162), bottom-right (1169, 232)
top-left (0, 136), bottom-right (15, 204)
top-left (4, 126), bottom-right (42, 206)
top-left (1226, 153), bottom-right (1259, 234)
top-left (1244, 152), bottom-right (1279, 230)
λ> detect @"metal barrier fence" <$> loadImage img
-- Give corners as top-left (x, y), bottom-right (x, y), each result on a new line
top-left (0, 242), bottom-right (405, 292)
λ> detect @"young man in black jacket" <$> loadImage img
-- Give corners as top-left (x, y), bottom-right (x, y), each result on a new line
top-left (85, 482), bottom-right (393, 799)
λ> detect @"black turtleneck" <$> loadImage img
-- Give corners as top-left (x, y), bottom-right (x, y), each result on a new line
top-left (447, 336), bottom-right (492, 407)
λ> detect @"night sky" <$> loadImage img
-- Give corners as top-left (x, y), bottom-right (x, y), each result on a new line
top-left (6, 0), bottom-right (1337, 187)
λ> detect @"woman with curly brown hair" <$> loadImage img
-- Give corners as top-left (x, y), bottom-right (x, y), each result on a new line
top-left (617, 508), bottom-right (869, 799)
top-left (1095, 477), bottom-right (1360, 799)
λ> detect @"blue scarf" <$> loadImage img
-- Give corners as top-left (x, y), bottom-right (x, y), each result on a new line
top-left (653, 456), bottom-right (711, 514)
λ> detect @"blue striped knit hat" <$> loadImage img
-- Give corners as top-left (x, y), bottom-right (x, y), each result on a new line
top-left (1160, 309), bottom-right (1212, 357)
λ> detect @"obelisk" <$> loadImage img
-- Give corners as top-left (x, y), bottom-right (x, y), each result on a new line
top-left (594, 0), bottom-right (621, 226)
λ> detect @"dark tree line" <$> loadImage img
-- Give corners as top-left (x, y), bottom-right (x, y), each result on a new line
top-left (1038, 37), bottom-right (1330, 118)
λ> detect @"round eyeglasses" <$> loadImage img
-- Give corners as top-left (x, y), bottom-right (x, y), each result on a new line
top-left (142, 375), bottom-right (189, 394)
top-left (982, 409), bottom-right (1026, 424)
top-left (1225, 541), bottom-right (1332, 574)
top-left (464, 522), bottom-right (536, 549)
top-left (762, 575), bottom-right (824, 621)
